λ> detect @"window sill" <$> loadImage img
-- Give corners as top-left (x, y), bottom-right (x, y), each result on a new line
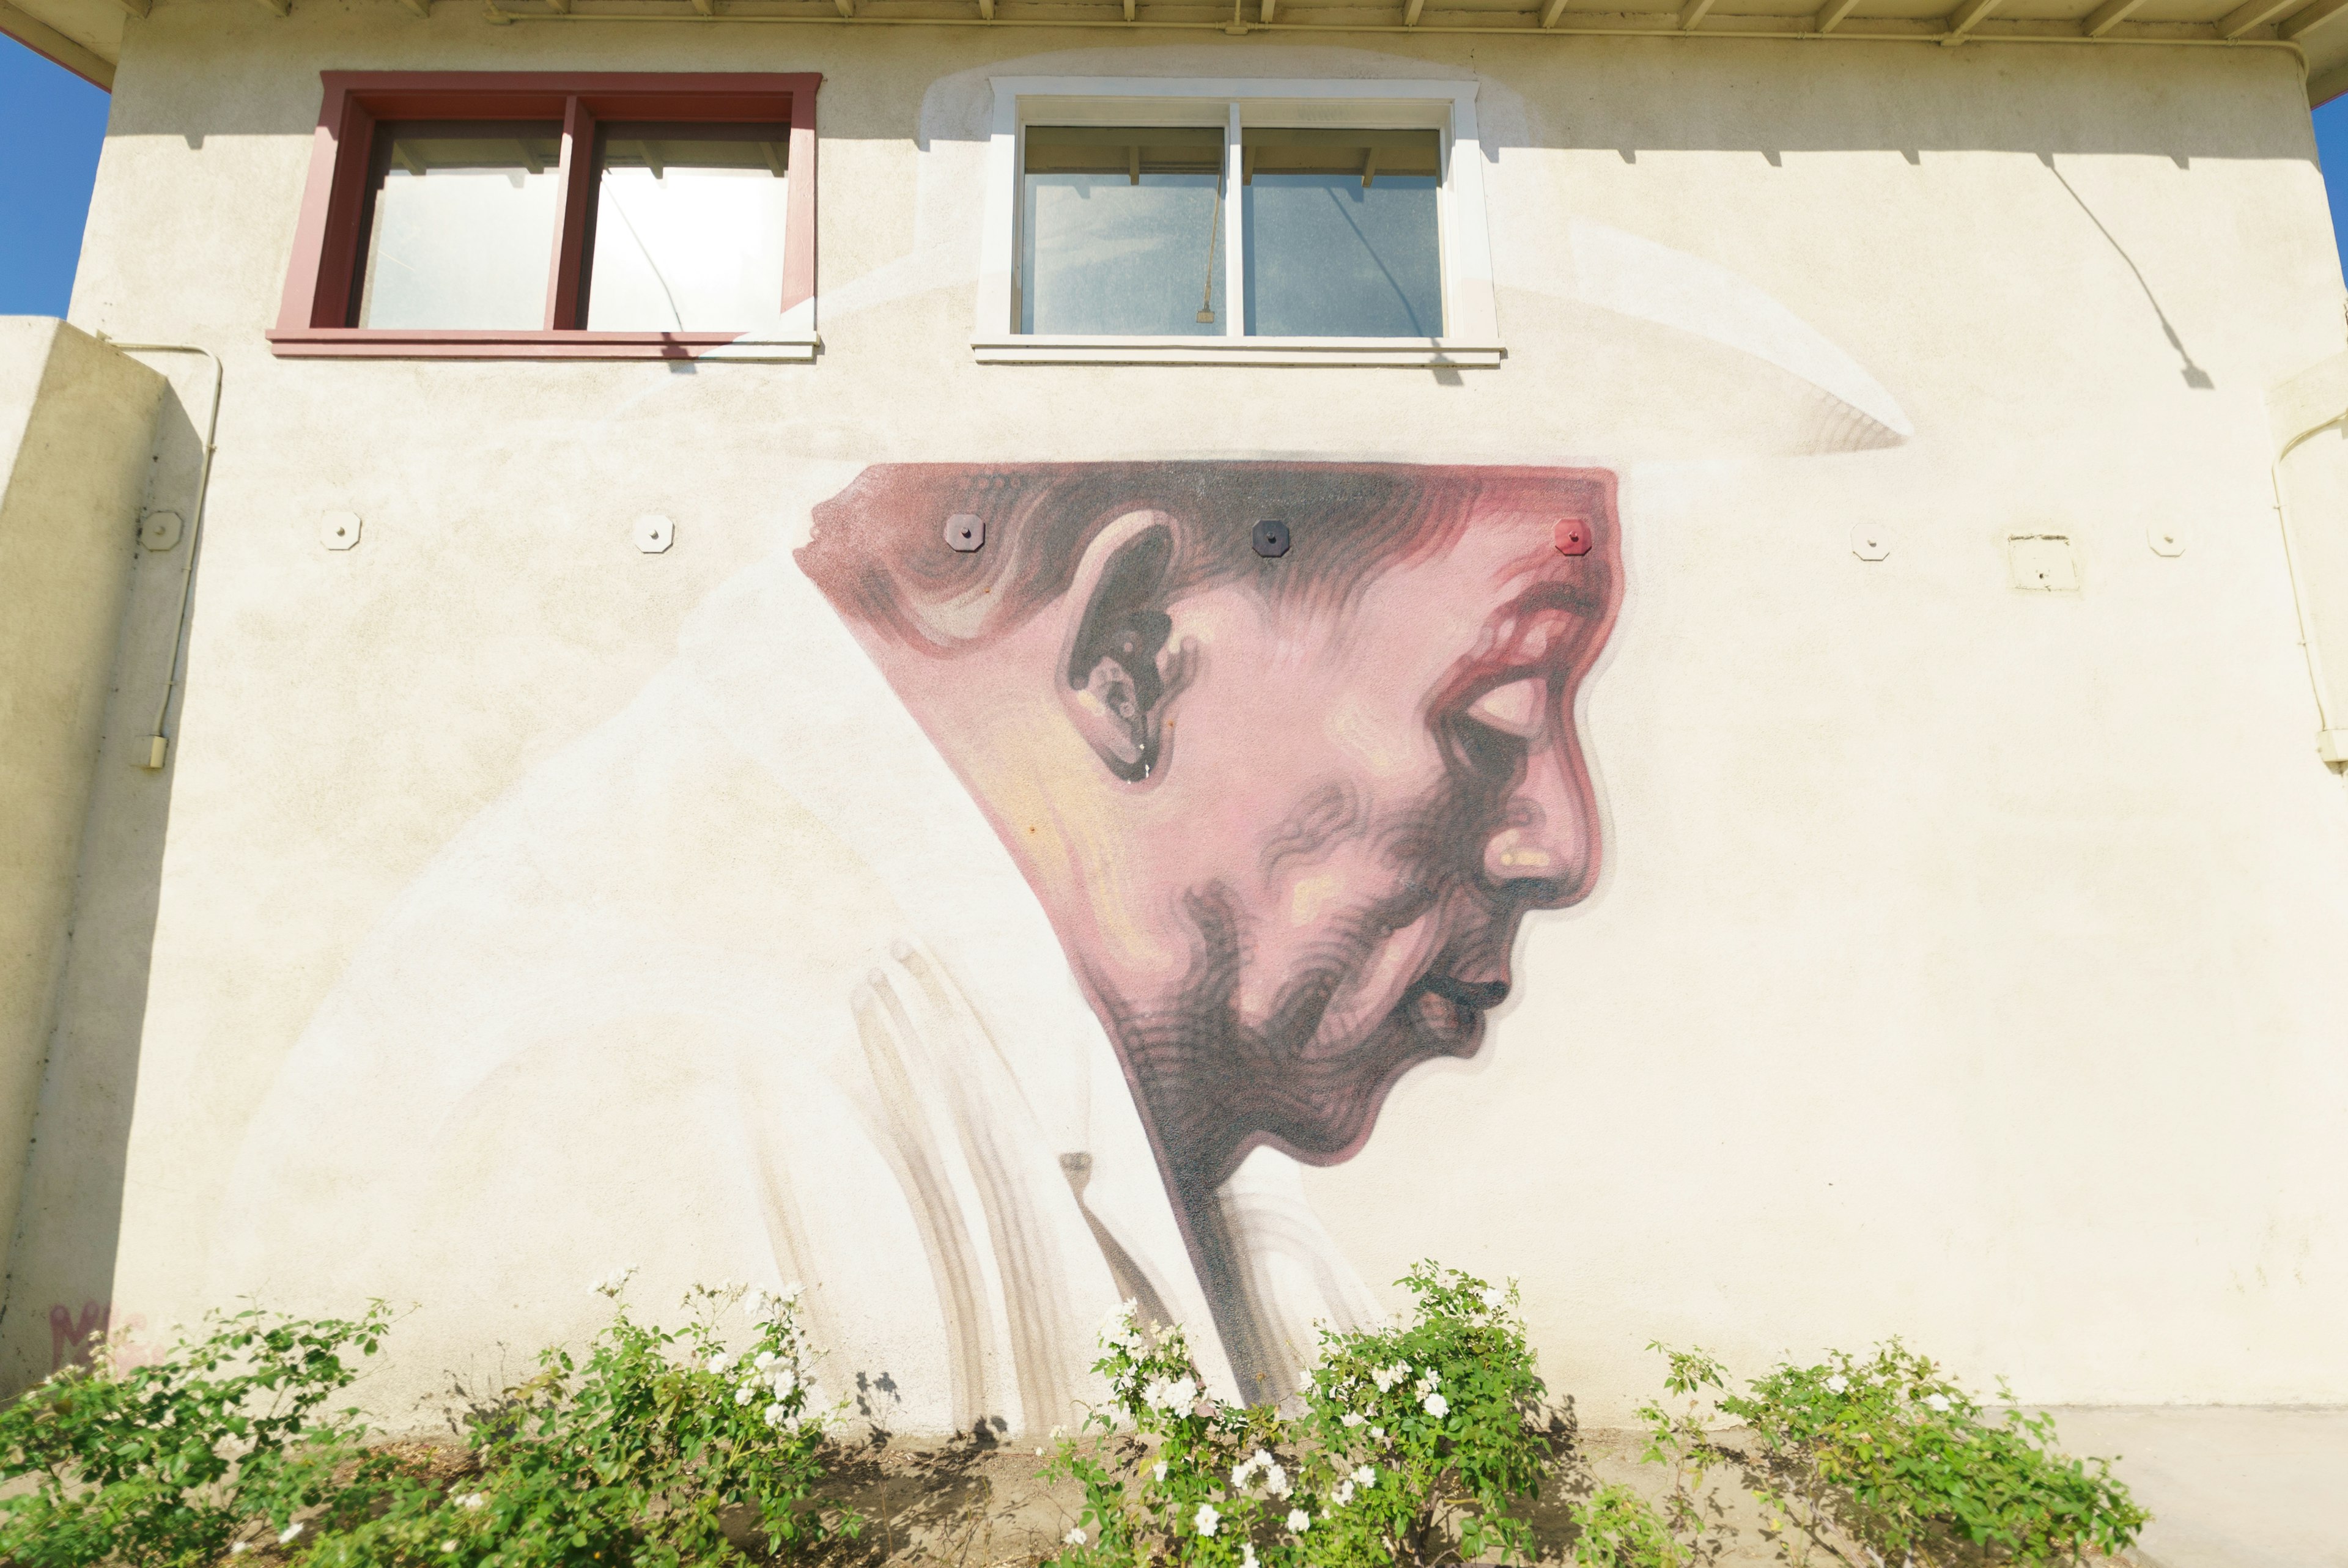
top-left (264, 329), bottom-right (820, 363)
top-left (969, 335), bottom-right (1502, 368)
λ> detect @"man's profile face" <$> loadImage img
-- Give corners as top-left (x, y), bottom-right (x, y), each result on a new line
top-left (800, 465), bottom-right (1621, 1205)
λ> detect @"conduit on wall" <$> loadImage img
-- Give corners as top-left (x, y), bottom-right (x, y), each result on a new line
top-left (95, 337), bottom-right (223, 773)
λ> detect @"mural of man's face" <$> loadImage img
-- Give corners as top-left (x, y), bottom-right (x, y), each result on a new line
top-left (1053, 509), bottom-right (1614, 1204)
top-left (801, 464), bottom-right (1621, 1210)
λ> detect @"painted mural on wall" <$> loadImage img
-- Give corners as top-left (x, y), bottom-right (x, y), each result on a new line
top-left (215, 459), bottom-right (1620, 1432)
top-left (797, 463), bottom-right (1621, 1399)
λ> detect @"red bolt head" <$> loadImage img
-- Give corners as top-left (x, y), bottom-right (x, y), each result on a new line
top-left (1554, 517), bottom-right (1592, 557)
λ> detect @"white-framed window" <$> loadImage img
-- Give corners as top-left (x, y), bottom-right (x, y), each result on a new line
top-left (972, 77), bottom-right (1501, 369)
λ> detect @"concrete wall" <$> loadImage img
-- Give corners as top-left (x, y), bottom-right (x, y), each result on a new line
top-left (0, 318), bottom-right (161, 1317)
top-left (11, 0), bottom-right (2348, 1426)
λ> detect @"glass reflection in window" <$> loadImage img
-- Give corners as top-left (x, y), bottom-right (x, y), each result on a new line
top-left (1242, 128), bottom-right (1441, 339)
top-left (586, 123), bottom-right (791, 332)
top-left (355, 122), bottom-right (564, 331)
top-left (1019, 126), bottom-right (1226, 336)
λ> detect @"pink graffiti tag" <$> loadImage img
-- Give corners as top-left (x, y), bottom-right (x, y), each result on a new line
top-left (48, 1300), bottom-right (108, 1372)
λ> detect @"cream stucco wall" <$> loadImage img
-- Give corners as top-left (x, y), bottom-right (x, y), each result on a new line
top-left (10, 0), bottom-right (2348, 1425)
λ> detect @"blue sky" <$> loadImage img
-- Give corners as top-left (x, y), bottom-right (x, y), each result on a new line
top-left (5, 36), bottom-right (2348, 316)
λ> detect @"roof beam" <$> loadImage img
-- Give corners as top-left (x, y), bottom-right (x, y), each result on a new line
top-left (1261, 0), bottom-right (1274, 19)
top-left (1123, 0), bottom-right (1134, 15)
top-left (1813, 0), bottom-right (1861, 31)
top-left (255, 0), bottom-right (289, 15)
top-left (0, 0), bottom-right (114, 84)
top-left (1540, 0), bottom-right (1569, 21)
top-left (1403, 0), bottom-right (1424, 22)
top-left (398, 0), bottom-right (430, 13)
top-left (2283, 0), bottom-right (2348, 35)
top-left (977, 0), bottom-right (993, 14)
top-left (833, 0), bottom-right (852, 13)
top-left (1677, 0), bottom-right (1713, 26)
top-left (2081, 0), bottom-right (2142, 32)
top-left (1940, 0), bottom-right (1999, 41)
top-left (2217, 0), bottom-right (2298, 33)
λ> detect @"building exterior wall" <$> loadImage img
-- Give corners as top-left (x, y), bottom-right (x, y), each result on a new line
top-left (0, 319), bottom-right (161, 1319)
top-left (10, 0), bottom-right (2348, 1427)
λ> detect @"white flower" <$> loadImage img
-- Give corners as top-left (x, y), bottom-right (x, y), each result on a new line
top-left (1479, 1286), bottom-right (1506, 1311)
top-left (1231, 1462), bottom-right (1253, 1487)
top-left (1143, 1375), bottom-right (1198, 1413)
top-left (1825, 1374), bottom-right (1850, 1394)
top-left (1264, 1462), bottom-right (1290, 1496)
top-left (1298, 1369), bottom-right (1316, 1393)
top-left (1426, 1369), bottom-right (1440, 1386)
top-left (1287, 1508), bottom-right (1312, 1533)
top-left (1423, 1393), bottom-right (1450, 1419)
top-left (1353, 1464), bottom-right (1376, 1486)
top-left (1242, 1545), bottom-right (1260, 1568)
top-left (230, 1547), bottom-right (249, 1558)
top-left (278, 1522), bottom-right (305, 1544)
top-left (707, 1352), bottom-right (734, 1374)
top-left (441, 1544), bottom-right (459, 1555)
top-left (736, 1384), bottom-right (756, 1406)
top-left (1333, 1482), bottom-right (1356, 1506)
top-left (1066, 1527), bottom-right (1087, 1545)
top-left (754, 1350), bottom-right (779, 1371)
top-left (1193, 1503), bottom-right (1221, 1537)
top-left (1153, 1461), bottom-right (1169, 1482)
top-left (1370, 1426), bottom-right (1386, 1441)
top-left (1341, 1411), bottom-right (1367, 1428)
top-left (591, 1265), bottom-right (638, 1298)
top-left (456, 1492), bottom-right (486, 1510)
top-left (1924, 1393), bottom-right (1953, 1413)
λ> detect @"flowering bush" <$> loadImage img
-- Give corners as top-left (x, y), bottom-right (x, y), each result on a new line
top-left (0, 1303), bottom-right (393, 1567)
top-left (297, 1274), bottom-right (861, 1567)
top-left (1718, 1341), bottom-right (2147, 1567)
top-left (1047, 1262), bottom-right (1549, 1568)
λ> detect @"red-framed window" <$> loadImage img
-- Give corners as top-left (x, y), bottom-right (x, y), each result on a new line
top-left (270, 72), bottom-right (819, 361)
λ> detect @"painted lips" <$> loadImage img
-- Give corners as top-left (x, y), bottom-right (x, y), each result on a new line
top-left (1406, 972), bottom-right (1509, 1041)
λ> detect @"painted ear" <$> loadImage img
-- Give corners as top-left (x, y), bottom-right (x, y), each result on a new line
top-left (1062, 512), bottom-right (1178, 783)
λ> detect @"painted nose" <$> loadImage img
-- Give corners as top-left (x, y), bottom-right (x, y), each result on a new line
top-left (1482, 720), bottom-right (1598, 905)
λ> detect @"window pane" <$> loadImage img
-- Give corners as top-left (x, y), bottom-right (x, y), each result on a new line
top-left (1020, 126), bottom-right (1226, 336)
top-left (356, 122), bottom-right (563, 330)
top-left (586, 123), bottom-right (791, 333)
top-left (1241, 128), bottom-right (1442, 339)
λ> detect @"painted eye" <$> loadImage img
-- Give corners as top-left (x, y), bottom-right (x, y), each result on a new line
top-left (1463, 678), bottom-right (1545, 739)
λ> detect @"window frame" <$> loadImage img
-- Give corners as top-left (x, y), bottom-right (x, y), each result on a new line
top-left (270, 72), bottom-right (821, 362)
top-left (974, 76), bottom-right (1500, 369)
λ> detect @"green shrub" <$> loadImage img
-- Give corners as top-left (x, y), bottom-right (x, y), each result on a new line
top-left (1717, 1340), bottom-right (2148, 1566)
top-left (0, 1303), bottom-right (393, 1567)
top-left (298, 1274), bottom-right (862, 1567)
top-left (1046, 1261), bottom-right (1549, 1568)
top-left (1565, 1482), bottom-right (1681, 1568)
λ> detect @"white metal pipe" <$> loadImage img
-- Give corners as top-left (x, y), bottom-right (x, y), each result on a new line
top-left (2269, 407), bottom-right (2348, 764)
top-left (95, 337), bottom-right (223, 773)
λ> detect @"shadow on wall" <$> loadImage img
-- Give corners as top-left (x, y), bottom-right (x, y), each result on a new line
top-left (2035, 152), bottom-right (2218, 389)
top-left (97, 34), bottom-right (2314, 166)
top-left (0, 380), bottom-right (204, 1394)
